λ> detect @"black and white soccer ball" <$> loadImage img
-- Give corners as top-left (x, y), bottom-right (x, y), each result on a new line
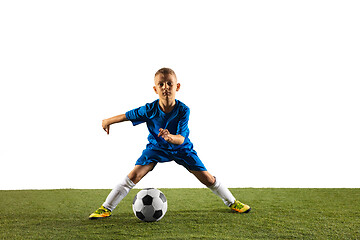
top-left (132, 188), bottom-right (167, 222)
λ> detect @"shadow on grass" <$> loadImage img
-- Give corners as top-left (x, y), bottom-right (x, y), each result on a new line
top-left (82, 207), bottom-right (241, 226)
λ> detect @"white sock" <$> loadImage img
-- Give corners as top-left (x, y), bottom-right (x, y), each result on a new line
top-left (103, 176), bottom-right (135, 211)
top-left (208, 177), bottom-right (236, 207)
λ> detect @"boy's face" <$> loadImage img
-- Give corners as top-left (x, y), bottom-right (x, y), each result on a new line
top-left (153, 74), bottom-right (180, 101)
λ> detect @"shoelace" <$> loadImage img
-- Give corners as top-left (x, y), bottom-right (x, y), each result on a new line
top-left (233, 201), bottom-right (244, 209)
top-left (95, 208), bottom-right (107, 214)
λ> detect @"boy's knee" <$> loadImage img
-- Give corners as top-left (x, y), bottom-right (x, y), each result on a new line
top-left (128, 171), bottom-right (145, 184)
top-left (128, 163), bottom-right (155, 184)
top-left (128, 174), bottom-right (141, 184)
top-left (191, 171), bottom-right (215, 187)
top-left (205, 175), bottom-right (216, 187)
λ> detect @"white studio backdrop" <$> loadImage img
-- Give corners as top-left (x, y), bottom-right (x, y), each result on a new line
top-left (0, 1), bottom-right (359, 190)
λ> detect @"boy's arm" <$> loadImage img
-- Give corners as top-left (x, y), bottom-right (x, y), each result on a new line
top-left (102, 114), bottom-right (128, 135)
top-left (158, 128), bottom-right (185, 145)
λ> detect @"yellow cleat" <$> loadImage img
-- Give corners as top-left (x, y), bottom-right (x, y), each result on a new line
top-left (89, 205), bottom-right (112, 219)
top-left (230, 200), bottom-right (251, 213)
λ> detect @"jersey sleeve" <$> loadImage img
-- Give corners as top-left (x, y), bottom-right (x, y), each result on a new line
top-left (125, 103), bottom-right (153, 126)
top-left (176, 106), bottom-right (190, 138)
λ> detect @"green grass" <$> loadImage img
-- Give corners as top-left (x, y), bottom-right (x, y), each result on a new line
top-left (0, 188), bottom-right (359, 239)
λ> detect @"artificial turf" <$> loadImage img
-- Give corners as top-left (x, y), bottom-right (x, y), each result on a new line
top-left (0, 188), bottom-right (359, 239)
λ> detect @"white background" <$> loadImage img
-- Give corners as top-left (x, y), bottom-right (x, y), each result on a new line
top-left (1, 1), bottom-right (359, 190)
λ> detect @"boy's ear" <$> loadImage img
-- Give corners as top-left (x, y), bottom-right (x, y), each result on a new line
top-left (176, 83), bottom-right (181, 92)
top-left (153, 86), bottom-right (158, 94)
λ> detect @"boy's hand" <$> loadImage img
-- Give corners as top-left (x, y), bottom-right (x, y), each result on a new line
top-left (101, 114), bottom-right (128, 135)
top-left (158, 128), bottom-right (185, 145)
top-left (158, 128), bottom-right (171, 142)
top-left (102, 119), bottom-right (110, 135)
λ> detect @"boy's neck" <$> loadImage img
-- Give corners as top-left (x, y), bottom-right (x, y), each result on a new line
top-left (159, 98), bottom-right (176, 113)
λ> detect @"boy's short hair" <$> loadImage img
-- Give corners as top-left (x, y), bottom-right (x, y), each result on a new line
top-left (155, 68), bottom-right (177, 79)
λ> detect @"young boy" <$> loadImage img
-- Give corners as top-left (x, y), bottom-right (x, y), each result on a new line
top-left (89, 68), bottom-right (251, 219)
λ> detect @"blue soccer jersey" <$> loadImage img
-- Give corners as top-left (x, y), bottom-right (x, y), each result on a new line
top-left (125, 99), bottom-right (207, 171)
top-left (125, 99), bottom-right (193, 151)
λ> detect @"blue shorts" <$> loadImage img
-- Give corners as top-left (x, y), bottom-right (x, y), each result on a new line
top-left (135, 148), bottom-right (207, 171)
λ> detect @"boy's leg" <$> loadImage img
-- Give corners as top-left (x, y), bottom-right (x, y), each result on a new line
top-left (191, 170), bottom-right (235, 206)
top-left (127, 163), bottom-right (156, 184)
top-left (89, 163), bottom-right (154, 219)
top-left (103, 163), bottom-right (155, 211)
top-left (102, 176), bottom-right (135, 211)
top-left (191, 170), bottom-right (251, 213)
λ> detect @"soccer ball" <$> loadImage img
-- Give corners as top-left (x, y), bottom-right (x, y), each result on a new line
top-left (132, 188), bottom-right (167, 222)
